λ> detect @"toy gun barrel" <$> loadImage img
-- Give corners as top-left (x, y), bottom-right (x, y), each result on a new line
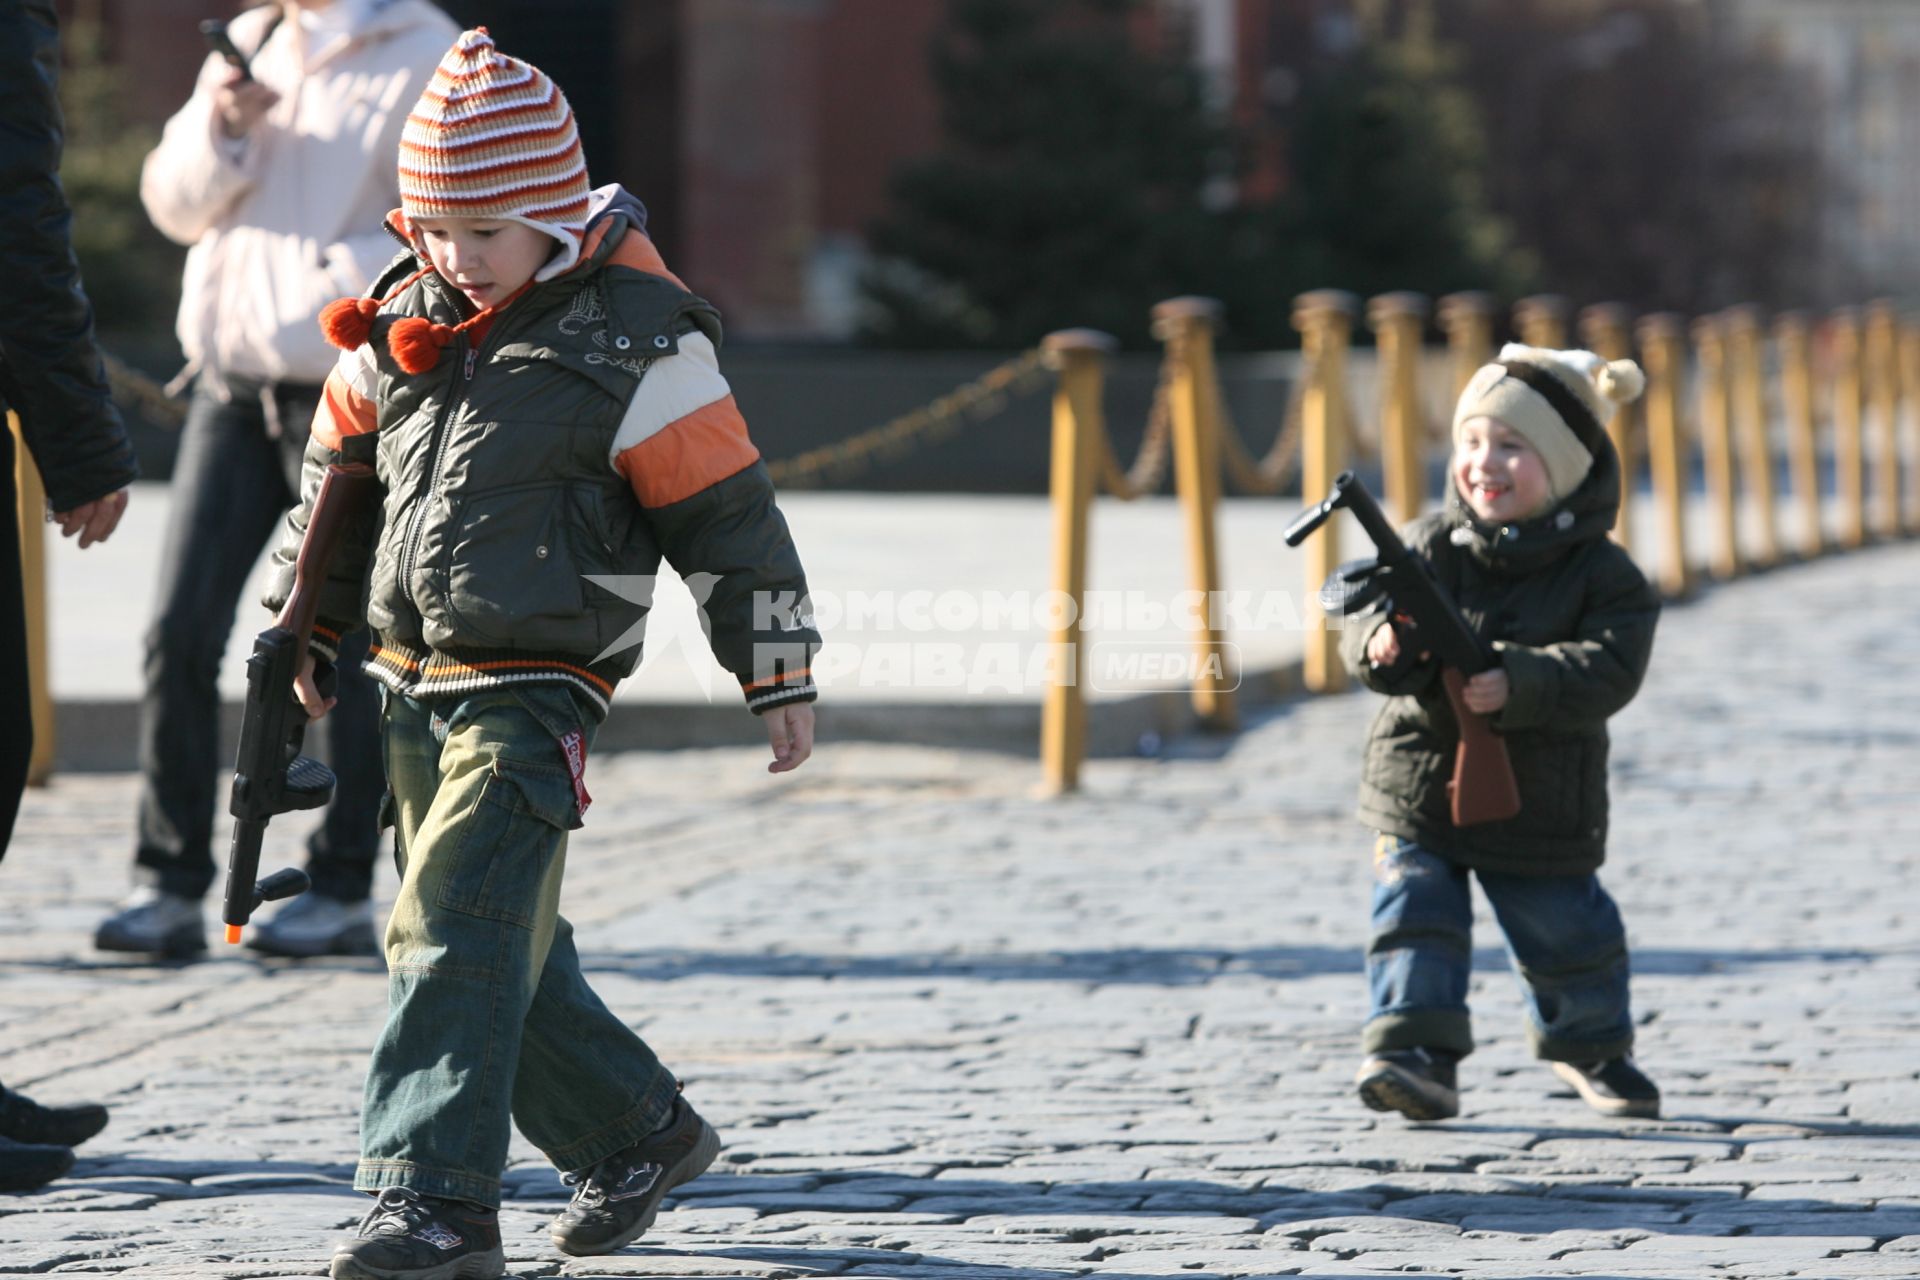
top-left (219, 463), bottom-right (377, 944)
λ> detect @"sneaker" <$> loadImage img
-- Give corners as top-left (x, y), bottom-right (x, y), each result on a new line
top-left (1552, 1056), bottom-right (1661, 1118)
top-left (94, 888), bottom-right (206, 958)
top-left (247, 892), bottom-right (379, 958)
top-left (1355, 1047), bottom-right (1460, 1121)
top-left (548, 1097), bottom-right (721, 1256)
top-left (0, 1086), bottom-right (107, 1147)
top-left (0, 1136), bottom-right (76, 1192)
top-left (329, 1187), bottom-right (503, 1280)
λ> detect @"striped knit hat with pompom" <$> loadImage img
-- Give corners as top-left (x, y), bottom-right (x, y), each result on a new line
top-left (399, 27), bottom-right (591, 280)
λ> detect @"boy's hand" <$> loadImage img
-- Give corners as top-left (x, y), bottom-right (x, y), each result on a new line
top-left (1461, 668), bottom-right (1510, 714)
top-left (763, 703), bottom-right (815, 774)
top-left (293, 652), bottom-right (336, 721)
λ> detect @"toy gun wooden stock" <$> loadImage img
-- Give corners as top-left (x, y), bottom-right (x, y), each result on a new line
top-left (1284, 471), bottom-right (1521, 827)
top-left (221, 463), bottom-right (379, 944)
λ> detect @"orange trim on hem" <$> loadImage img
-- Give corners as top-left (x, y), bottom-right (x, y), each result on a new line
top-left (421, 656), bottom-right (616, 697)
top-left (743, 666), bottom-right (812, 693)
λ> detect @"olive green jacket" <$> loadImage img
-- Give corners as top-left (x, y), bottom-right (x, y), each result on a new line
top-left (266, 188), bottom-right (818, 718)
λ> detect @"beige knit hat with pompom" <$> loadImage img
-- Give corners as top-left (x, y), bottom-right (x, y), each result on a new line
top-left (1453, 343), bottom-right (1646, 500)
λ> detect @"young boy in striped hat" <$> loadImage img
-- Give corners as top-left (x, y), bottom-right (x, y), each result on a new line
top-left (265, 28), bottom-right (820, 1279)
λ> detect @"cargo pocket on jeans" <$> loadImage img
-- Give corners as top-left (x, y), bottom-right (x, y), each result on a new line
top-left (437, 759), bottom-right (578, 929)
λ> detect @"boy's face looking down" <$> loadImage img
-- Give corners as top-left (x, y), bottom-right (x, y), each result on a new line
top-left (411, 217), bottom-right (557, 311)
top-left (1454, 415), bottom-right (1554, 524)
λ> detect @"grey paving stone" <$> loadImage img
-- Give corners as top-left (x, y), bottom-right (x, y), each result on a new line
top-left (5, 540), bottom-right (1920, 1273)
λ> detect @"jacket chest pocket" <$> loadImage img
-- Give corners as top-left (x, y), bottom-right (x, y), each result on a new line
top-left (444, 483), bottom-right (589, 647)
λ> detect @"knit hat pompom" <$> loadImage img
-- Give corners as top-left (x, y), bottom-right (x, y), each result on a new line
top-left (320, 296), bottom-right (382, 351)
top-left (1594, 358), bottom-right (1646, 405)
top-left (399, 27), bottom-right (591, 282)
top-left (389, 316), bottom-right (456, 374)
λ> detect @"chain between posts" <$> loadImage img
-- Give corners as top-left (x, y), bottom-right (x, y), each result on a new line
top-left (1208, 344), bottom-right (1314, 496)
top-left (1095, 346), bottom-right (1176, 500)
top-left (766, 349), bottom-right (1051, 488)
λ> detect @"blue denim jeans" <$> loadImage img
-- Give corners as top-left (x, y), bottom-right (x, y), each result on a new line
top-left (135, 377), bottom-right (383, 901)
top-left (1364, 836), bottom-right (1635, 1062)
top-left (358, 685), bottom-right (680, 1207)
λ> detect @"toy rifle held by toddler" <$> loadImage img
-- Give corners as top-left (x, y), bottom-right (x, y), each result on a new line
top-left (1283, 471), bottom-right (1521, 827)
top-left (221, 462), bottom-right (380, 944)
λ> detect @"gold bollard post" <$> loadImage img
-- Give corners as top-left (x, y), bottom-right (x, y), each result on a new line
top-left (1579, 303), bottom-right (1638, 556)
top-left (1367, 292), bottom-right (1431, 525)
top-left (1691, 313), bottom-right (1741, 579)
top-left (1038, 329), bottom-right (1115, 796)
top-left (1636, 314), bottom-right (1695, 597)
top-left (1514, 294), bottom-right (1570, 350)
top-left (1774, 312), bottom-right (1824, 557)
top-left (1724, 305), bottom-right (1779, 568)
top-left (1866, 301), bottom-right (1903, 540)
top-left (8, 412), bottom-right (54, 785)
top-left (1830, 308), bottom-right (1868, 549)
top-left (1152, 296), bottom-right (1236, 732)
top-left (1437, 291), bottom-right (1495, 403)
top-left (1902, 314), bottom-right (1920, 534)
top-left (1293, 290), bottom-right (1358, 694)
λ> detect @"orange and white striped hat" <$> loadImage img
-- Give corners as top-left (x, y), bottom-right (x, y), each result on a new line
top-left (399, 28), bottom-right (592, 280)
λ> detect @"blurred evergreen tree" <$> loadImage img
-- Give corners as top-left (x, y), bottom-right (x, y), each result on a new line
top-left (59, 16), bottom-right (184, 350)
top-left (863, 0), bottom-right (1531, 349)
top-left (860, 0), bottom-right (1233, 349)
top-left (1258, 1), bottom-right (1536, 308)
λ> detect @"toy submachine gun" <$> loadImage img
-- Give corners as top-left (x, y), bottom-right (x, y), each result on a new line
top-left (1284, 471), bottom-right (1521, 827)
top-left (221, 463), bottom-right (380, 944)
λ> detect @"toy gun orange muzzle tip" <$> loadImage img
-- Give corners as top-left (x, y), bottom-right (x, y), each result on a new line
top-left (225, 924), bottom-right (243, 945)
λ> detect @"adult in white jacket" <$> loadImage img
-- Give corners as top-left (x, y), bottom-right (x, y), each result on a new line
top-left (101, 0), bottom-right (458, 961)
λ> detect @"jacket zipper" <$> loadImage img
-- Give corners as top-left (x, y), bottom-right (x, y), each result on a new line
top-left (399, 326), bottom-right (489, 615)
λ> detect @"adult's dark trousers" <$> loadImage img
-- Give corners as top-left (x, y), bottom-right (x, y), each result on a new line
top-left (134, 377), bottom-right (381, 902)
top-left (1, 424), bottom-right (29, 860)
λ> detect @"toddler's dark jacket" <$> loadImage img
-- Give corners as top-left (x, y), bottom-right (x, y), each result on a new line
top-left (1339, 437), bottom-right (1658, 874)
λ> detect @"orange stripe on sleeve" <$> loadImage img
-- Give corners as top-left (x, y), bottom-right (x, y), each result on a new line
top-left (615, 395), bottom-right (761, 508)
top-left (311, 369), bottom-right (380, 451)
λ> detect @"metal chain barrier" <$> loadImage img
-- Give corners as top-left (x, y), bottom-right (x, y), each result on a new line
top-left (1216, 347), bottom-right (1307, 496)
top-left (99, 351), bottom-right (188, 429)
top-left (767, 349), bottom-right (1050, 488)
top-left (1096, 345), bottom-right (1175, 500)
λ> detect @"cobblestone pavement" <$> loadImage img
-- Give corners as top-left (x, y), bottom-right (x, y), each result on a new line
top-left (3, 540), bottom-right (1917, 1278)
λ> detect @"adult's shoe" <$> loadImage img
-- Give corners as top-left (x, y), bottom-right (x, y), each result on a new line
top-left (247, 893), bottom-right (379, 958)
top-left (1355, 1047), bottom-right (1460, 1121)
top-left (1552, 1056), bottom-right (1661, 1119)
top-left (548, 1097), bottom-right (720, 1256)
top-left (0, 1137), bottom-right (76, 1193)
top-left (330, 1187), bottom-right (503, 1280)
top-left (0, 1085), bottom-right (108, 1147)
top-left (94, 888), bottom-right (206, 959)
